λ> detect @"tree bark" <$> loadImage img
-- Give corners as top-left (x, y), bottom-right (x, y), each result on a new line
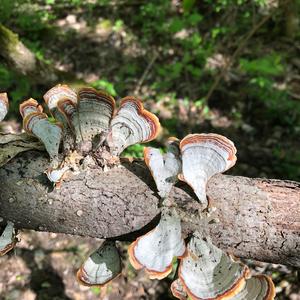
top-left (0, 24), bottom-right (77, 85)
top-left (0, 150), bottom-right (299, 268)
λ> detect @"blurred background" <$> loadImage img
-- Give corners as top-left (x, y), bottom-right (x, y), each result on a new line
top-left (0, 0), bottom-right (299, 299)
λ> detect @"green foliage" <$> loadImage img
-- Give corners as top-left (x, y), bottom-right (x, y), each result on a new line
top-left (240, 54), bottom-right (284, 76)
top-left (123, 144), bottom-right (145, 158)
top-left (91, 80), bottom-right (117, 97)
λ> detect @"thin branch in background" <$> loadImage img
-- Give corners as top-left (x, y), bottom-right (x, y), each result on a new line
top-left (133, 52), bottom-right (159, 96)
top-left (203, 13), bottom-right (273, 105)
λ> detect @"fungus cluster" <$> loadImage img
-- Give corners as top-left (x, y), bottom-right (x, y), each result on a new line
top-left (0, 85), bottom-right (276, 299)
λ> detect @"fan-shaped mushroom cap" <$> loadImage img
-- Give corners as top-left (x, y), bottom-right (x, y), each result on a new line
top-left (77, 241), bottom-right (121, 286)
top-left (57, 98), bottom-right (77, 128)
top-left (43, 84), bottom-right (77, 111)
top-left (128, 208), bottom-right (186, 280)
top-left (230, 275), bottom-right (275, 300)
top-left (0, 222), bottom-right (16, 256)
top-left (0, 93), bottom-right (9, 122)
top-left (71, 87), bottom-right (115, 145)
top-left (179, 133), bottom-right (237, 205)
top-left (23, 112), bottom-right (63, 160)
top-left (19, 98), bottom-right (43, 118)
top-left (144, 138), bottom-right (181, 198)
top-left (107, 97), bottom-right (160, 156)
top-left (178, 235), bottom-right (249, 300)
top-left (171, 278), bottom-right (188, 300)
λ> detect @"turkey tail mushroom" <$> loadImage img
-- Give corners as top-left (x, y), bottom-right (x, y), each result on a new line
top-left (178, 235), bottom-right (250, 300)
top-left (22, 112), bottom-right (63, 163)
top-left (0, 93), bottom-right (9, 122)
top-left (19, 98), bottom-right (43, 118)
top-left (43, 84), bottom-right (77, 116)
top-left (107, 97), bottom-right (160, 156)
top-left (44, 84), bottom-right (78, 152)
top-left (179, 133), bottom-right (237, 206)
top-left (76, 241), bottom-right (122, 287)
top-left (144, 137), bottom-right (181, 198)
top-left (0, 222), bottom-right (17, 256)
top-left (73, 88), bottom-right (115, 150)
top-left (230, 275), bottom-right (275, 300)
top-left (171, 278), bottom-right (188, 300)
top-left (128, 208), bottom-right (186, 280)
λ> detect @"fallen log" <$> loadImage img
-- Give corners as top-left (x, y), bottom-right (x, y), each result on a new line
top-left (0, 150), bottom-right (299, 268)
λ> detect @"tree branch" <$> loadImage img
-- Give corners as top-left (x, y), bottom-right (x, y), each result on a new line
top-left (0, 151), bottom-right (299, 268)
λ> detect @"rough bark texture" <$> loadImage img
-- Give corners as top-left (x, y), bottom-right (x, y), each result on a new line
top-left (0, 151), bottom-right (299, 268)
top-left (0, 24), bottom-right (75, 85)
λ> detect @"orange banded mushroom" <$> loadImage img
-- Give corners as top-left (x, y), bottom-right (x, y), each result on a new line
top-left (230, 275), bottom-right (275, 300)
top-left (43, 84), bottom-right (77, 113)
top-left (179, 133), bottom-right (237, 206)
top-left (128, 208), bottom-right (186, 280)
top-left (77, 241), bottom-right (121, 287)
top-left (19, 98), bottom-right (43, 118)
top-left (178, 234), bottom-right (249, 300)
top-left (0, 93), bottom-right (9, 122)
top-left (171, 278), bottom-right (188, 300)
top-left (22, 112), bottom-right (63, 162)
top-left (144, 137), bottom-right (181, 198)
top-left (0, 221), bottom-right (17, 256)
top-left (73, 87), bottom-right (116, 145)
top-left (107, 97), bottom-right (160, 156)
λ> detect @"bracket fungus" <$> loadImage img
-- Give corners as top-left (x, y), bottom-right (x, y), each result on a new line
top-left (171, 278), bottom-right (188, 300)
top-left (144, 137), bottom-right (181, 198)
top-left (0, 222), bottom-right (17, 256)
top-left (73, 88), bottom-right (115, 147)
top-left (76, 241), bottom-right (122, 287)
top-left (107, 97), bottom-right (160, 156)
top-left (19, 98), bottom-right (43, 118)
top-left (179, 133), bottom-right (237, 206)
top-left (230, 275), bottom-right (275, 300)
top-left (128, 208), bottom-right (186, 280)
top-left (5, 85), bottom-right (276, 298)
top-left (0, 92), bottom-right (9, 122)
top-left (22, 111), bottom-right (63, 163)
top-left (43, 84), bottom-right (77, 116)
top-left (178, 235), bottom-right (250, 300)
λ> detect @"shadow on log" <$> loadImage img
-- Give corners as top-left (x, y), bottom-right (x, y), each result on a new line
top-left (0, 150), bottom-right (299, 268)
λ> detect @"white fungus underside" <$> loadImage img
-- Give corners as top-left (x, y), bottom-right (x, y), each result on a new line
top-left (134, 211), bottom-right (185, 273)
top-left (181, 143), bottom-right (228, 203)
top-left (0, 222), bottom-right (14, 251)
top-left (0, 101), bottom-right (8, 122)
top-left (180, 237), bottom-right (246, 299)
top-left (148, 148), bottom-right (181, 198)
top-left (31, 118), bottom-right (62, 159)
top-left (81, 242), bottom-right (121, 285)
